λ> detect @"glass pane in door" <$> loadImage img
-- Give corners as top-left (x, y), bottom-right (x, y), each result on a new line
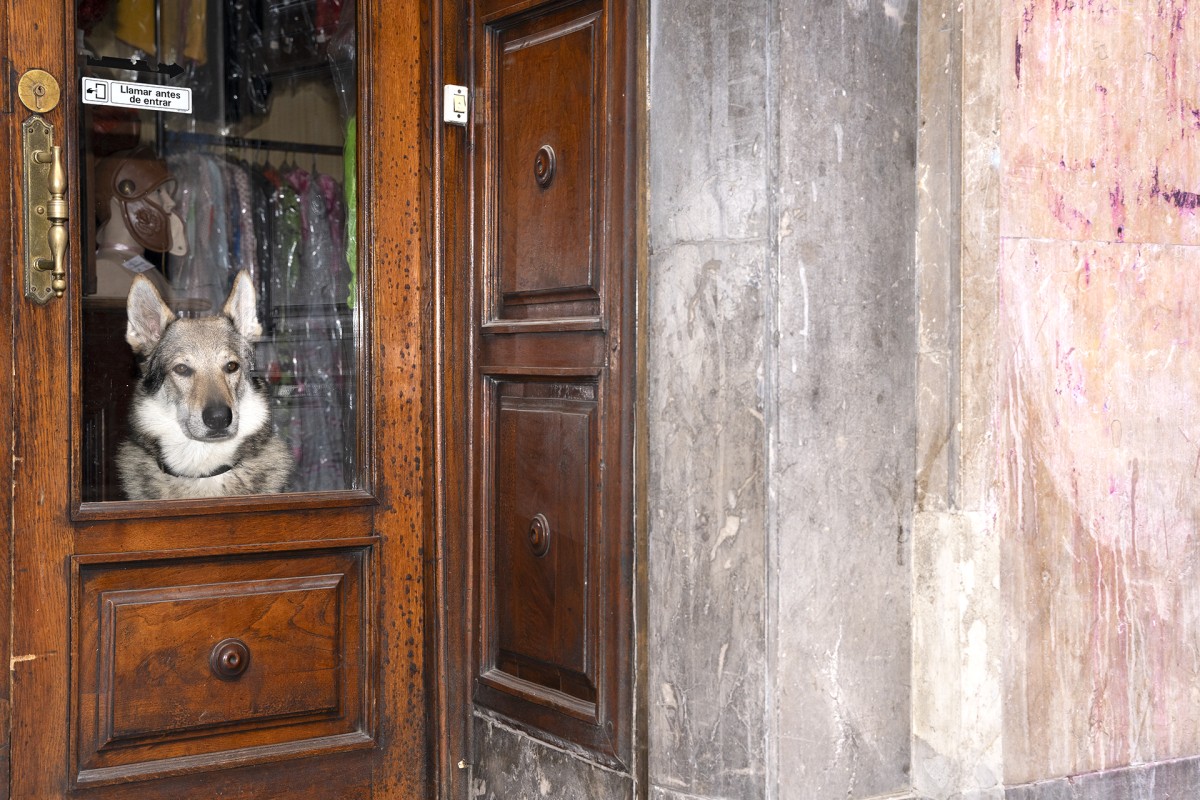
top-left (75, 0), bottom-right (359, 502)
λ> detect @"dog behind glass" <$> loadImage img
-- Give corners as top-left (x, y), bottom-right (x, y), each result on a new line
top-left (116, 271), bottom-right (294, 500)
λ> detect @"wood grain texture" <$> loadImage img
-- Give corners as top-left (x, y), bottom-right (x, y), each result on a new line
top-left (493, 7), bottom-right (601, 319)
top-left (73, 504), bottom-right (376, 555)
top-left (6, 1), bottom-right (430, 797)
top-left (8, 3), bottom-right (74, 796)
top-left (461, 0), bottom-right (636, 768)
top-left (431, 0), bottom-right (474, 794)
top-left (0, 1), bottom-right (15, 795)
top-left (73, 551), bottom-right (371, 787)
top-left (486, 381), bottom-right (599, 708)
top-left (361, 0), bottom-right (431, 796)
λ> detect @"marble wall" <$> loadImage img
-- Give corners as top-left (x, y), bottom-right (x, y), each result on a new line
top-left (996, 0), bottom-right (1200, 785)
top-left (912, 1), bottom-right (1006, 798)
top-left (770, 0), bottom-right (918, 796)
top-left (646, 0), bottom-right (771, 794)
top-left (916, 1), bottom-right (1200, 795)
top-left (470, 715), bottom-right (634, 799)
top-left (648, 0), bottom-right (917, 799)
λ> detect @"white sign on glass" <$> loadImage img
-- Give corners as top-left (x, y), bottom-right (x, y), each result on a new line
top-left (81, 77), bottom-right (193, 115)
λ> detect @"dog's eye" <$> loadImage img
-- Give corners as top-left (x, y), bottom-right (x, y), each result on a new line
top-left (224, 361), bottom-right (240, 374)
top-left (172, 364), bottom-right (194, 377)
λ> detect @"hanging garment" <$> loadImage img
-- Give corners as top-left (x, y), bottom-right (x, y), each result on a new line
top-left (317, 172), bottom-right (346, 255)
top-left (250, 162), bottom-right (278, 324)
top-left (343, 116), bottom-right (357, 307)
top-left (272, 169), bottom-right (349, 492)
top-left (116, 0), bottom-right (208, 63)
top-left (222, 158), bottom-right (258, 281)
top-left (272, 179), bottom-right (303, 297)
top-left (265, 179), bottom-right (305, 476)
top-left (167, 153), bottom-right (231, 314)
top-left (163, 149), bottom-right (355, 493)
top-left (160, 0), bottom-right (208, 65)
top-left (223, 0), bottom-right (273, 124)
top-left (315, 0), bottom-right (344, 41)
top-left (114, 0), bottom-right (155, 54)
top-left (79, 0), bottom-right (115, 36)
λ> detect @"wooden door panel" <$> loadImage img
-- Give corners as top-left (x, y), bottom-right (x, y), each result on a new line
top-left (492, 3), bottom-right (602, 322)
top-left (479, 331), bottom-right (607, 369)
top-left (73, 503), bottom-right (376, 553)
top-left (73, 548), bottom-right (372, 788)
top-left (104, 577), bottom-right (341, 737)
top-left (466, 0), bottom-right (634, 769)
top-left (5, 0), bottom-right (428, 797)
top-left (486, 380), bottom-right (597, 701)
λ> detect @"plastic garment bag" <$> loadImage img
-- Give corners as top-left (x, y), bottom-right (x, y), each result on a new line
top-left (165, 152), bottom-right (355, 492)
top-left (266, 167), bottom-right (352, 492)
top-left (167, 152), bottom-right (231, 314)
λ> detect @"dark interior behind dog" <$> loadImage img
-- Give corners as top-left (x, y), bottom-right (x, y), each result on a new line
top-left (116, 270), bottom-right (294, 499)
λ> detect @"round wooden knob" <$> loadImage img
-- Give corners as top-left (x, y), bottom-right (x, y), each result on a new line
top-left (528, 513), bottom-right (551, 557)
top-left (534, 145), bottom-right (556, 188)
top-left (210, 638), bottom-right (251, 680)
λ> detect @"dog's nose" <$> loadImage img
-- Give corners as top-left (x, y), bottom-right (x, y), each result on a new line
top-left (202, 404), bottom-right (233, 432)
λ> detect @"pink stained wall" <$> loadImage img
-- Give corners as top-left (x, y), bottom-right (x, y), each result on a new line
top-left (999, 0), bottom-right (1200, 784)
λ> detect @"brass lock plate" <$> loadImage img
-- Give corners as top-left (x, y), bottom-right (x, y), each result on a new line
top-left (18, 69), bottom-right (61, 114)
top-left (22, 116), bottom-right (57, 304)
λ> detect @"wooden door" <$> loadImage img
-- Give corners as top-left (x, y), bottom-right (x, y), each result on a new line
top-left (3, 1), bottom-right (427, 797)
top-left (437, 0), bottom-right (637, 791)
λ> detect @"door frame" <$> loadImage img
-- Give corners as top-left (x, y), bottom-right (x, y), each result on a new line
top-left (3, 0), bottom-right (432, 796)
top-left (428, 0), bottom-right (471, 795)
top-left (0, 2), bottom-right (15, 795)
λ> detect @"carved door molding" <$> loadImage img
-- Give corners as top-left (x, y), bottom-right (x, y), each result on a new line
top-left (435, 0), bottom-right (639, 790)
top-left (2, 1), bottom-right (429, 797)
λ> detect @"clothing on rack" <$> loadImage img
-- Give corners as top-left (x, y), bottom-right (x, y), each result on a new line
top-left (114, 0), bottom-right (208, 64)
top-left (114, 0), bottom-right (156, 54)
top-left (165, 149), bottom-right (356, 493)
top-left (223, 0), bottom-right (272, 124)
top-left (343, 116), bottom-right (357, 307)
top-left (315, 0), bottom-right (345, 41)
top-left (162, 0), bottom-right (209, 64)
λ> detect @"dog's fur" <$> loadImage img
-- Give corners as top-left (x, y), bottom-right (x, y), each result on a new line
top-left (116, 271), bottom-right (294, 500)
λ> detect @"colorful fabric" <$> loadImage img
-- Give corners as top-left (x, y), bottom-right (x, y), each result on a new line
top-left (114, 0), bottom-right (155, 53)
top-left (343, 116), bottom-right (357, 308)
top-left (163, 151), bottom-right (354, 492)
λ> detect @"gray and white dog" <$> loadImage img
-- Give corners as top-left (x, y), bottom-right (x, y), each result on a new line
top-left (116, 271), bottom-right (294, 500)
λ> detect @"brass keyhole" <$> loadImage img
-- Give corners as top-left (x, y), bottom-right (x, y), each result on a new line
top-left (18, 69), bottom-right (61, 114)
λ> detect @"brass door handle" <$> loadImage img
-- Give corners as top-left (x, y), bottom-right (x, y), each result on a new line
top-left (22, 116), bottom-right (68, 304)
top-left (33, 146), bottom-right (68, 299)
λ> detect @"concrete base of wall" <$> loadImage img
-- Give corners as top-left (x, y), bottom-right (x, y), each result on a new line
top-left (470, 712), bottom-right (634, 799)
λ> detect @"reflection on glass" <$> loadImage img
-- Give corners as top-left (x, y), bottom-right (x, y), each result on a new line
top-left (77, 0), bottom-right (358, 502)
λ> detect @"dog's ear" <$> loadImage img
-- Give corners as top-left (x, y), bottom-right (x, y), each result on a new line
top-left (126, 276), bottom-right (175, 354)
top-left (223, 270), bottom-right (262, 339)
